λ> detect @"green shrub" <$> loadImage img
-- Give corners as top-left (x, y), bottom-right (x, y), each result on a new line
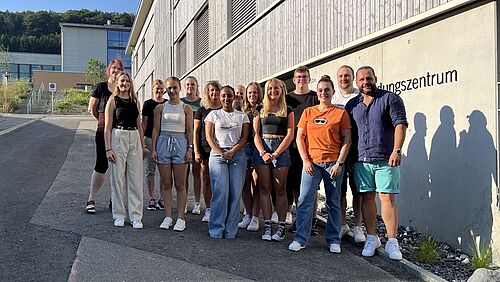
top-left (470, 245), bottom-right (492, 269)
top-left (55, 88), bottom-right (89, 114)
top-left (0, 81), bottom-right (31, 113)
top-left (415, 235), bottom-right (439, 264)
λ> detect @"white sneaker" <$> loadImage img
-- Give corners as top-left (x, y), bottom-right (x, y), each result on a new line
top-left (159, 217), bottom-right (173, 229)
top-left (285, 212), bottom-right (293, 225)
top-left (131, 220), bottom-right (143, 229)
top-left (271, 211), bottom-right (278, 223)
top-left (184, 203), bottom-right (188, 214)
top-left (288, 241), bottom-right (306, 252)
top-left (340, 224), bottom-right (350, 238)
top-left (362, 235), bottom-right (381, 257)
top-left (247, 216), bottom-right (259, 231)
top-left (385, 238), bottom-right (403, 260)
top-left (202, 208), bottom-right (210, 222)
top-left (238, 214), bottom-right (251, 229)
top-left (114, 218), bottom-right (125, 227)
top-left (329, 243), bottom-right (341, 253)
top-left (353, 226), bottom-right (366, 243)
top-left (192, 203), bottom-right (201, 215)
top-left (173, 218), bottom-right (186, 232)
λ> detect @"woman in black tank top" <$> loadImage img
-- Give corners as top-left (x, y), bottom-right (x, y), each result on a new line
top-left (104, 72), bottom-right (147, 229)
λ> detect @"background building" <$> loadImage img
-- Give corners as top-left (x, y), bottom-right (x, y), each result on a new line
top-left (127, 0), bottom-right (500, 262)
top-left (7, 52), bottom-right (61, 82)
top-left (60, 22), bottom-right (132, 73)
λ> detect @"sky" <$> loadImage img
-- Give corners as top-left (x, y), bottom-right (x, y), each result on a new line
top-left (0, 0), bottom-right (139, 13)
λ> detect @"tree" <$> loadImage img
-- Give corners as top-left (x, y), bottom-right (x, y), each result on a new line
top-left (84, 58), bottom-right (106, 87)
top-left (0, 44), bottom-right (12, 77)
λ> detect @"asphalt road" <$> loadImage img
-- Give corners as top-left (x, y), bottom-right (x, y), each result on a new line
top-left (0, 115), bottom-right (421, 281)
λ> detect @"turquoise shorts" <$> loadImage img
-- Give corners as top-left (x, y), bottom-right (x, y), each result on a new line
top-left (354, 161), bottom-right (400, 194)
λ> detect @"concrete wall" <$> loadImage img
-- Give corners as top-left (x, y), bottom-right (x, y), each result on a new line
top-left (61, 26), bottom-right (107, 72)
top-left (309, 2), bottom-right (499, 258)
top-left (10, 52), bottom-right (60, 66)
top-left (33, 71), bottom-right (86, 91)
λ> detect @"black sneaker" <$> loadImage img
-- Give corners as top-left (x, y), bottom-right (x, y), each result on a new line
top-left (261, 222), bottom-right (272, 241)
top-left (156, 199), bottom-right (165, 210)
top-left (311, 218), bottom-right (319, 236)
top-left (147, 199), bottom-right (157, 211)
top-left (272, 223), bottom-right (286, 241)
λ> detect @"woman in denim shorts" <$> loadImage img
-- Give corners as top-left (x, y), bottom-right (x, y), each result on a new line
top-left (253, 78), bottom-right (294, 242)
top-left (152, 77), bottom-right (194, 232)
top-left (238, 82), bottom-right (263, 232)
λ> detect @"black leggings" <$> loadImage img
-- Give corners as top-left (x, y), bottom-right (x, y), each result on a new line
top-left (94, 129), bottom-right (108, 174)
top-left (285, 146), bottom-right (302, 206)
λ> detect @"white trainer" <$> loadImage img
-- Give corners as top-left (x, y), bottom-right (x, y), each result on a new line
top-left (329, 243), bottom-right (341, 253)
top-left (340, 224), bottom-right (350, 238)
top-left (353, 226), bottom-right (366, 242)
top-left (385, 238), bottom-right (403, 260)
top-left (191, 203), bottom-right (201, 215)
top-left (173, 218), bottom-right (186, 232)
top-left (362, 235), bottom-right (381, 257)
top-left (247, 216), bottom-right (259, 231)
top-left (238, 214), bottom-right (251, 229)
top-left (131, 220), bottom-right (143, 229)
top-left (288, 241), bottom-right (306, 252)
top-left (114, 218), bottom-right (125, 227)
top-left (202, 208), bottom-right (211, 222)
top-left (285, 212), bottom-right (293, 225)
top-left (271, 211), bottom-right (278, 223)
top-left (159, 217), bottom-right (173, 229)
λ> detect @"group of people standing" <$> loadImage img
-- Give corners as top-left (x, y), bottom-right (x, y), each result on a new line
top-left (85, 59), bottom-right (407, 261)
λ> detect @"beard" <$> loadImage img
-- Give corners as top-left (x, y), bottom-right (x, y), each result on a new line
top-left (359, 83), bottom-right (377, 96)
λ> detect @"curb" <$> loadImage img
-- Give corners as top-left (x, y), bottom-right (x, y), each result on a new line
top-left (316, 215), bottom-right (447, 282)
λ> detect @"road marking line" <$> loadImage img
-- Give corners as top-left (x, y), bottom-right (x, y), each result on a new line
top-left (0, 119), bottom-right (39, 137)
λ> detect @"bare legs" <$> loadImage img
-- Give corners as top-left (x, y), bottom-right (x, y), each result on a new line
top-left (158, 163), bottom-right (188, 219)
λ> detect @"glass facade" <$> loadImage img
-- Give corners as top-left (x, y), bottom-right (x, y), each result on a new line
top-left (107, 30), bottom-right (131, 73)
top-left (7, 63), bottom-right (61, 81)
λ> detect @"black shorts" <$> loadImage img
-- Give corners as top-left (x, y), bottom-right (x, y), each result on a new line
top-left (94, 129), bottom-right (108, 174)
top-left (341, 168), bottom-right (360, 197)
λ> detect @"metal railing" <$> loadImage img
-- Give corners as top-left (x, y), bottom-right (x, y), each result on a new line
top-left (26, 82), bottom-right (44, 114)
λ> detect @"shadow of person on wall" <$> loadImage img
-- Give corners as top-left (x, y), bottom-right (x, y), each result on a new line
top-left (456, 110), bottom-right (496, 249)
top-left (428, 106), bottom-right (459, 242)
top-left (400, 113), bottom-right (430, 229)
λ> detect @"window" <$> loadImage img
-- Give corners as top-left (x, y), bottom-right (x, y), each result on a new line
top-left (195, 6), bottom-right (210, 63)
top-left (177, 34), bottom-right (187, 75)
top-left (108, 30), bottom-right (132, 73)
top-left (230, 0), bottom-right (256, 35)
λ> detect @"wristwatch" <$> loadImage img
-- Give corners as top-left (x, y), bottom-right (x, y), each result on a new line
top-left (394, 149), bottom-right (402, 155)
top-left (337, 161), bottom-right (344, 167)
top-left (188, 144), bottom-right (194, 149)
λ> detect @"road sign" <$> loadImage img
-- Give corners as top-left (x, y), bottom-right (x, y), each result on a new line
top-left (48, 82), bottom-right (57, 92)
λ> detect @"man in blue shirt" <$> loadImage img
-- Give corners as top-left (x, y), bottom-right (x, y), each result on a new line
top-left (345, 66), bottom-right (408, 260)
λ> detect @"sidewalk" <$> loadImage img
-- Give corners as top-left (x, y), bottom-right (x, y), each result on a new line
top-left (30, 119), bottom-right (419, 281)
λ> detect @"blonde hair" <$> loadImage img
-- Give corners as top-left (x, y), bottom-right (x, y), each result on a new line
top-left (112, 72), bottom-right (137, 103)
top-left (260, 78), bottom-right (287, 118)
top-left (201, 81), bottom-right (222, 109)
top-left (184, 76), bottom-right (200, 97)
top-left (243, 82), bottom-right (262, 116)
top-left (151, 79), bottom-right (164, 91)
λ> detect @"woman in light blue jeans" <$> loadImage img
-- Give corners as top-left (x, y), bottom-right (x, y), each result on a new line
top-left (288, 76), bottom-right (352, 253)
top-left (205, 86), bottom-right (250, 239)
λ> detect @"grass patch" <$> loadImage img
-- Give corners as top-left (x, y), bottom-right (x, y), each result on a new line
top-left (415, 235), bottom-right (439, 264)
top-left (470, 245), bottom-right (492, 269)
top-left (54, 88), bottom-right (89, 114)
top-left (0, 81), bottom-right (31, 113)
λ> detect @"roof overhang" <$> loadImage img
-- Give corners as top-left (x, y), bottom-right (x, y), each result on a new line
top-left (126, 0), bottom-right (153, 55)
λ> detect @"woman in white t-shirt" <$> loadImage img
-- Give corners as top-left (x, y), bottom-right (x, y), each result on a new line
top-left (205, 85), bottom-right (250, 239)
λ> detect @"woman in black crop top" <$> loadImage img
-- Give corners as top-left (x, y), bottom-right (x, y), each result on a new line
top-left (85, 58), bottom-right (123, 214)
top-left (104, 72), bottom-right (147, 229)
top-left (253, 78), bottom-right (294, 242)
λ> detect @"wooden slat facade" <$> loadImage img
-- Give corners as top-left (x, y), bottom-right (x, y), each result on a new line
top-left (131, 0), bottom-right (457, 98)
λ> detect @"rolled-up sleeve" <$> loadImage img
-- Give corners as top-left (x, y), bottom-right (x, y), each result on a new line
top-left (389, 94), bottom-right (408, 127)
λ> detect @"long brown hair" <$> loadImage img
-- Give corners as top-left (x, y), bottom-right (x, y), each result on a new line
top-left (243, 82), bottom-right (262, 116)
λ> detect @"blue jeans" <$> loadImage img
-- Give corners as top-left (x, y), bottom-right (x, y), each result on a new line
top-left (208, 149), bottom-right (247, 238)
top-left (294, 162), bottom-right (344, 246)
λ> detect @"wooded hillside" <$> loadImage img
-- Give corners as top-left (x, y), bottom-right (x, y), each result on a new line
top-left (0, 10), bottom-right (134, 54)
